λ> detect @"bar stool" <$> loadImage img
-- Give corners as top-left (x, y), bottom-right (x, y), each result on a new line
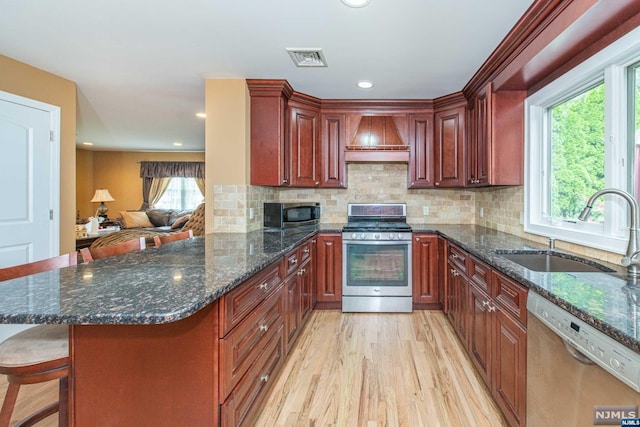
top-left (0, 253), bottom-right (77, 427)
top-left (80, 237), bottom-right (146, 262)
top-left (153, 230), bottom-right (193, 247)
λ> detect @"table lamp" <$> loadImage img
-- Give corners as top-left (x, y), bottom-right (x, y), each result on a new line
top-left (91, 189), bottom-right (115, 219)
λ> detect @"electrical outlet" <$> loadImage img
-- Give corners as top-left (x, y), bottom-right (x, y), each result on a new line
top-left (249, 208), bottom-right (255, 220)
top-left (480, 207), bottom-right (484, 218)
top-left (423, 205), bottom-right (429, 216)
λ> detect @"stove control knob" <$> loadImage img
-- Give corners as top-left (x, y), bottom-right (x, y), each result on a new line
top-left (397, 233), bottom-right (403, 240)
top-left (360, 233), bottom-right (366, 239)
top-left (374, 233), bottom-right (380, 240)
top-left (389, 233), bottom-right (395, 240)
top-left (351, 233), bottom-right (357, 239)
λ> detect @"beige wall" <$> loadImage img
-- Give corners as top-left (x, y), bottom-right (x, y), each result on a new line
top-left (0, 55), bottom-right (77, 254)
top-left (75, 149), bottom-right (205, 220)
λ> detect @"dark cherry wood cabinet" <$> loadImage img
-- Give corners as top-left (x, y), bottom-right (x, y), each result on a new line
top-left (438, 237), bottom-right (447, 312)
top-left (283, 238), bottom-right (315, 353)
top-left (320, 113), bottom-right (347, 188)
top-left (289, 102), bottom-right (321, 187)
top-left (434, 105), bottom-right (466, 188)
top-left (443, 240), bottom-right (527, 427)
top-left (411, 233), bottom-right (439, 308)
top-left (467, 82), bottom-right (526, 187)
top-left (315, 232), bottom-right (343, 309)
top-left (408, 113), bottom-right (435, 188)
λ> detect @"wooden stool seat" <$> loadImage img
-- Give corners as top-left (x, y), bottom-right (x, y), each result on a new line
top-left (0, 325), bottom-right (68, 368)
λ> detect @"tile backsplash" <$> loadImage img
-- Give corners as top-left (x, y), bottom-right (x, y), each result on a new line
top-left (212, 163), bottom-right (622, 265)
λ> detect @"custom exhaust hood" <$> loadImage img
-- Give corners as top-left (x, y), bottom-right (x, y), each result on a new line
top-left (345, 115), bottom-right (410, 162)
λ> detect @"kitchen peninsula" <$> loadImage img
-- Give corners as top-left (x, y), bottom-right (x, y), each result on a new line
top-left (0, 225), bottom-right (638, 426)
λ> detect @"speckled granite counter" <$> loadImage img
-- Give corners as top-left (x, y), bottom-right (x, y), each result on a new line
top-left (413, 224), bottom-right (640, 354)
top-left (0, 226), bottom-right (318, 325)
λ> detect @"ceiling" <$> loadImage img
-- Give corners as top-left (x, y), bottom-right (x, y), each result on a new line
top-left (0, 0), bottom-right (534, 152)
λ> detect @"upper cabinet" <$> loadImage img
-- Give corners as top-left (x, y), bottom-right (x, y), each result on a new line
top-left (408, 113), bottom-right (435, 188)
top-left (288, 101), bottom-right (321, 187)
top-left (434, 103), bottom-right (466, 188)
top-left (320, 113), bottom-right (347, 188)
top-left (466, 82), bottom-right (525, 187)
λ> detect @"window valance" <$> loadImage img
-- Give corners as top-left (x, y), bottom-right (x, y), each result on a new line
top-left (139, 161), bottom-right (205, 179)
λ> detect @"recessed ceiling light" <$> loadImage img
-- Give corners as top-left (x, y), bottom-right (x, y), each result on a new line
top-left (195, 112), bottom-right (206, 118)
top-left (357, 81), bottom-right (374, 89)
top-left (82, 141), bottom-right (94, 146)
top-left (341, 0), bottom-right (371, 7)
top-left (173, 142), bottom-right (183, 147)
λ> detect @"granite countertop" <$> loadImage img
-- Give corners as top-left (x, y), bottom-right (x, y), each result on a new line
top-left (0, 226), bottom-right (318, 325)
top-left (413, 224), bottom-right (639, 354)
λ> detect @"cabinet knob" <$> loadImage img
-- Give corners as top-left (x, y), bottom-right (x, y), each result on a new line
top-left (297, 268), bottom-right (306, 275)
top-left (259, 324), bottom-right (268, 332)
top-left (303, 248), bottom-right (310, 253)
top-left (435, 182), bottom-right (440, 186)
top-left (291, 258), bottom-right (298, 264)
top-left (415, 237), bottom-right (420, 241)
top-left (487, 304), bottom-right (496, 312)
top-left (315, 181), bottom-right (320, 186)
top-left (260, 374), bottom-right (269, 383)
top-left (282, 179), bottom-right (288, 184)
top-left (259, 283), bottom-right (268, 290)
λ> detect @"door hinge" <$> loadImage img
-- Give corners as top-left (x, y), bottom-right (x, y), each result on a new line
top-left (50, 130), bottom-right (54, 142)
top-left (49, 209), bottom-right (54, 220)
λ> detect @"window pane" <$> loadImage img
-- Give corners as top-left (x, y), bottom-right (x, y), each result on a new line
top-left (633, 65), bottom-right (640, 202)
top-left (549, 83), bottom-right (605, 223)
top-left (155, 178), bottom-right (203, 210)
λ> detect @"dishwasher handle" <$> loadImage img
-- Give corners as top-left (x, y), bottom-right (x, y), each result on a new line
top-left (563, 339), bottom-right (595, 365)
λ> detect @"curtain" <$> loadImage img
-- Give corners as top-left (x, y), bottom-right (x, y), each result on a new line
top-left (195, 178), bottom-right (205, 198)
top-left (139, 161), bottom-right (205, 210)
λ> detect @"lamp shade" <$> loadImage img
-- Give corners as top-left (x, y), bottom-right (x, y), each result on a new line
top-left (90, 189), bottom-right (115, 203)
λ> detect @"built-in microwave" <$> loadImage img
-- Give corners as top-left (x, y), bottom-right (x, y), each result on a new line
top-left (263, 202), bottom-right (320, 228)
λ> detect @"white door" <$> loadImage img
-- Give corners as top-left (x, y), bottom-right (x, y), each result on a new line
top-left (0, 92), bottom-right (60, 267)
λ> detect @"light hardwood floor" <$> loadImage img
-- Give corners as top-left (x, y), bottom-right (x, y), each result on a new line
top-left (255, 310), bottom-right (507, 427)
top-left (0, 311), bottom-right (506, 427)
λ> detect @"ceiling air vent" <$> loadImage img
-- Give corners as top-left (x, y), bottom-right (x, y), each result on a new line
top-left (286, 48), bottom-right (328, 67)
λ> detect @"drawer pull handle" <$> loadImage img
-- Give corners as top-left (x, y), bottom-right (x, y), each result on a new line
top-left (291, 258), bottom-right (298, 264)
top-left (450, 269), bottom-right (459, 277)
top-left (259, 324), bottom-right (268, 332)
top-left (303, 248), bottom-right (310, 254)
top-left (259, 283), bottom-right (268, 290)
top-left (482, 300), bottom-right (489, 307)
top-left (297, 268), bottom-right (305, 276)
top-left (260, 374), bottom-right (269, 383)
top-left (487, 305), bottom-right (496, 312)
top-left (451, 253), bottom-right (459, 259)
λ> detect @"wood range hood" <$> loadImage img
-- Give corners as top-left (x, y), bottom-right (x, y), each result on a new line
top-left (345, 115), bottom-right (409, 162)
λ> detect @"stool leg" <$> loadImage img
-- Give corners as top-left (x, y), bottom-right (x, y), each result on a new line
top-left (58, 377), bottom-right (68, 426)
top-left (0, 383), bottom-right (20, 427)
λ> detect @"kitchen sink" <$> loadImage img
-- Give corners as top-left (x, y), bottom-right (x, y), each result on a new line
top-left (495, 250), bottom-right (615, 273)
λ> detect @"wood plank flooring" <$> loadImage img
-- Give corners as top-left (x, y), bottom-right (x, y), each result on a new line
top-left (255, 310), bottom-right (507, 427)
top-left (0, 311), bottom-right (506, 426)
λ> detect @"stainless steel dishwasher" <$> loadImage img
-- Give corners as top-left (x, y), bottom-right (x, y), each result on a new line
top-left (527, 291), bottom-right (640, 426)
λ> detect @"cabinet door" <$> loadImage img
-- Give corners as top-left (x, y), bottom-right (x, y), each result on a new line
top-left (283, 273), bottom-right (300, 354)
top-left (299, 259), bottom-right (313, 323)
top-left (315, 233), bottom-right (343, 307)
top-left (408, 113), bottom-right (435, 188)
top-left (438, 237), bottom-right (447, 311)
top-left (289, 105), bottom-right (320, 187)
top-left (320, 113), bottom-right (346, 188)
top-left (248, 80), bottom-right (290, 186)
top-left (492, 307), bottom-right (527, 427)
top-left (447, 260), bottom-right (467, 343)
top-left (412, 233), bottom-right (439, 306)
top-left (470, 83), bottom-right (490, 186)
top-left (468, 283), bottom-right (492, 386)
top-left (434, 106), bottom-right (466, 188)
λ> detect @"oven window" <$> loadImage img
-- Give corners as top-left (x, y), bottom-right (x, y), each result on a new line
top-left (345, 244), bottom-right (408, 287)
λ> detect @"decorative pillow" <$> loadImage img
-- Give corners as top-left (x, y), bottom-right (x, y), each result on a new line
top-left (171, 214), bottom-right (191, 229)
top-left (146, 209), bottom-right (172, 227)
top-left (120, 211), bottom-right (154, 229)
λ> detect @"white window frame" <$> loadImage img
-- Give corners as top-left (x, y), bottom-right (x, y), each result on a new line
top-left (525, 27), bottom-right (640, 254)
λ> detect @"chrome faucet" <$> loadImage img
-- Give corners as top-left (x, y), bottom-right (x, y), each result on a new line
top-left (578, 188), bottom-right (640, 276)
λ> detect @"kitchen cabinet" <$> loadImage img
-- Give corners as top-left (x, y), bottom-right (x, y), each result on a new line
top-left (320, 113), bottom-right (347, 188)
top-left (446, 243), bottom-right (469, 341)
top-left (315, 232), bottom-right (343, 309)
top-left (283, 238), bottom-right (315, 353)
top-left (288, 102), bottom-right (321, 187)
top-left (443, 241), bottom-right (528, 427)
top-left (411, 233), bottom-right (439, 308)
top-left (408, 113), bottom-right (435, 188)
top-left (438, 237), bottom-right (447, 311)
top-left (434, 105), bottom-right (466, 188)
top-left (467, 82), bottom-right (525, 186)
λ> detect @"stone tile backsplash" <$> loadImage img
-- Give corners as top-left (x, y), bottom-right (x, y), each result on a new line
top-left (212, 163), bottom-right (622, 265)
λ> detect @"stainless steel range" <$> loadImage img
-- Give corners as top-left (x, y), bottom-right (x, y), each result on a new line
top-left (342, 203), bottom-right (412, 313)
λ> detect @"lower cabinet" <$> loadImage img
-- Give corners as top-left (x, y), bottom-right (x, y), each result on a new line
top-left (315, 232), bottom-right (342, 309)
top-left (411, 233), bottom-right (439, 308)
top-left (445, 242), bottom-right (527, 427)
top-left (219, 235), bottom-right (317, 427)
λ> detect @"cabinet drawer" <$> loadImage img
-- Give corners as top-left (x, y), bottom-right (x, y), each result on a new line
top-left (284, 249), bottom-right (300, 276)
top-left (220, 284), bottom-right (284, 400)
top-left (491, 270), bottom-right (528, 326)
top-left (299, 239), bottom-right (312, 263)
top-left (448, 244), bottom-right (468, 274)
top-left (221, 327), bottom-right (285, 427)
top-left (220, 261), bottom-right (282, 336)
top-left (468, 256), bottom-right (491, 294)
